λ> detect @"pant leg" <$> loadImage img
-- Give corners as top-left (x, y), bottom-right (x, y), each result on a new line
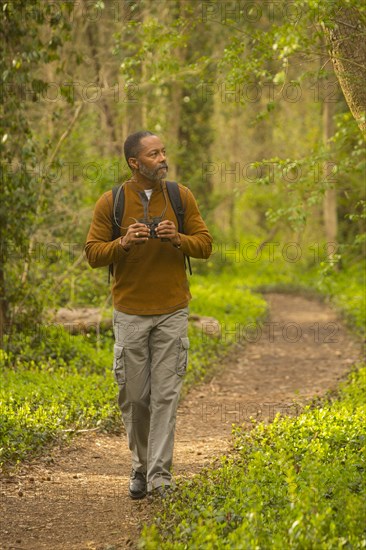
top-left (147, 307), bottom-right (189, 491)
top-left (113, 310), bottom-right (152, 473)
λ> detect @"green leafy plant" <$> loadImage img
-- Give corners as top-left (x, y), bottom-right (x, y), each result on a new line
top-left (139, 364), bottom-right (366, 549)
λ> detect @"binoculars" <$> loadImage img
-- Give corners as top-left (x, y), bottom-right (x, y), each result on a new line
top-left (139, 217), bottom-right (169, 241)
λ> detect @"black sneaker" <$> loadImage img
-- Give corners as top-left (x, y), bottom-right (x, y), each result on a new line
top-left (129, 470), bottom-right (147, 500)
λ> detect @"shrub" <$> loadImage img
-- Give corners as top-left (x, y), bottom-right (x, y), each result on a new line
top-left (140, 364), bottom-right (366, 549)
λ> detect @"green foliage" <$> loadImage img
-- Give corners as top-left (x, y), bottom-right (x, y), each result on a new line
top-left (190, 273), bottom-right (267, 330)
top-left (139, 364), bottom-right (366, 549)
top-left (113, 0), bottom-right (216, 212)
top-left (212, 0), bottom-right (366, 253)
top-left (0, 0), bottom-right (74, 332)
top-left (252, 112), bottom-right (366, 246)
top-left (177, 70), bottom-right (215, 214)
top-left (312, 261), bottom-right (366, 334)
top-left (219, 0), bottom-right (366, 88)
top-left (0, 327), bottom-right (119, 466)
top-left (183, 324), bottom-right (223, 393)
top-left (3, 324), bottom-right (112, 373)
top-left (205, 236), bottom-right (365, 336)
top-left (0, 360), bottom-right (120, 466)
top-left (0, 275), bottom-right (266, 467)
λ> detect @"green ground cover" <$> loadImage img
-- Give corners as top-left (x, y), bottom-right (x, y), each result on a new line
top-left (140, 364), bottom-right (366, 549)
top-left (138, 255), bottom-right (366, 549)
top-left (0, 328), bottom-right (119, 466)
top-left (0, 274), bottom-right (266, 468)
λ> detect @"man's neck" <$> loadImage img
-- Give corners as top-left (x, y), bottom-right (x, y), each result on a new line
top-left (132, 173), bottom-right (159, 190)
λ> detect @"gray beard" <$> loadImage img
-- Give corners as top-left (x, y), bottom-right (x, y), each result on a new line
top-left (138, 161), bottom-right (167, 182)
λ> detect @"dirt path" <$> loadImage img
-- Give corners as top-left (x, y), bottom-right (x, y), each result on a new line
top-left (1, 294), bottom-right (362, 550)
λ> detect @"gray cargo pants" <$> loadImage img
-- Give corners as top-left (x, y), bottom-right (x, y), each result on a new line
top-left (112, 307), bottom-right (189, 492)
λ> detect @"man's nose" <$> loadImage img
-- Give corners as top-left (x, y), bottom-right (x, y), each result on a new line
top-left (158, 151), bottom-right (166, 162)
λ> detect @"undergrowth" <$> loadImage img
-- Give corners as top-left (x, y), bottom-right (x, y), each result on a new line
top-left (139, 364), bottom-right (366, 549)
top-left (0, 275), bottom-right (266, 467)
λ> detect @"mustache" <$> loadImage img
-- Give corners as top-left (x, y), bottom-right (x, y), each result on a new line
top-left (158, 163), bottom-right (168, 170)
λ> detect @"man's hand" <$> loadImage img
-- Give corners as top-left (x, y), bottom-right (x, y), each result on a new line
top-left (120, 222), bottom-right (149, 251)
top-left (156, 220), bottom-right (181, 247)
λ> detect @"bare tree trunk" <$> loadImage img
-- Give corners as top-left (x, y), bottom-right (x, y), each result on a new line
top-left (322, 93), bottom-right (338, 257)
top-left (229, 108), bottom-right (244, 238)
top-left (0, 265), bottom-right (8, 348)
top-left (166, 0), bottom-right (185, 181)
top-left (323, 6), bottom-right (366, 136)
top-left (141, 59), bottom-right (148, 129)
top-left (168, 82), bottom-right (183, 181)
top-left (85, 21), bottom-right (122, 155)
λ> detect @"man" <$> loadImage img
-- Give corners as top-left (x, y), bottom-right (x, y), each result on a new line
top-left (85, 131), bottom-right (212, 499)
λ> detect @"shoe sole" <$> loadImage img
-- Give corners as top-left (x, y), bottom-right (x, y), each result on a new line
top-left (129, 490), bottom-right (147, 500)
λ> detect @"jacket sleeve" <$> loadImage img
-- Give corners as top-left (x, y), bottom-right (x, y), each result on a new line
top-left (84, 192), bottom-right (129, 268)
top-left (179, 186), bottom-right (213, 259)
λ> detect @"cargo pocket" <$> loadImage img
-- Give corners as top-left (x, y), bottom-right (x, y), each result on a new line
top-left (113, 344), bottom-right (126, 387)
top-left (176, 337), bottom-right (189, 376)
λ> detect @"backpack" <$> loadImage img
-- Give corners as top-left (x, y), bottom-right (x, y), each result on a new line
top-left (109, 181), bottom-right (192, 281)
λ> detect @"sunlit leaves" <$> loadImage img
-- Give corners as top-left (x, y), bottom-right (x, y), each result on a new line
top-left (141, 364), bottom-right (366, 548)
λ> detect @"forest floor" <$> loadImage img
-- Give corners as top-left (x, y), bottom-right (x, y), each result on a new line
top-left (0, 293), bottom-right (362, 550)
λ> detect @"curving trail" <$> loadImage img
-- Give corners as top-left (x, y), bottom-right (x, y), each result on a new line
top-left (0, 294), bottom-right (362, 550)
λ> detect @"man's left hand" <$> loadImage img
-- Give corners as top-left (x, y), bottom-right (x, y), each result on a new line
top-left (156, 220), bottom-right (181, 247)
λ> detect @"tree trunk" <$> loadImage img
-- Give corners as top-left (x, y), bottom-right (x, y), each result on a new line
top-left (166, 0), bottom-right (185, 181)
top-left (323, 6), bottom-right (366, 136)
top-left (321, 58), bottom-right (338, 254)
top-left (168, 82), bottom-right (182, 181)
top-left (0, 265), bottom-right (8, 348)
top-left (85, 20), bottom-right (122, 156)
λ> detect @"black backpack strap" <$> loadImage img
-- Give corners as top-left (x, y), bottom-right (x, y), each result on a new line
top-left (165, 181), bottom-right (192, 275)
top-left (109, 184), bottom-right (125, 282)
top-left (112, 184), bottom-right (125, 239)
top-left (165, 181), bottom-right (184, 233)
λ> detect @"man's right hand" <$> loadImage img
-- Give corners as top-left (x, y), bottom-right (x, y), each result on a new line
top-left (120, 222), bottom-right (150, 251)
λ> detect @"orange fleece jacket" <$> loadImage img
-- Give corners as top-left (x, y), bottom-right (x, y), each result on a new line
top-left (85, 180), bottom-right (213, 315)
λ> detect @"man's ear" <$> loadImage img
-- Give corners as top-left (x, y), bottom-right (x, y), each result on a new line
top-left (129, 157), bottom-right (138, 170)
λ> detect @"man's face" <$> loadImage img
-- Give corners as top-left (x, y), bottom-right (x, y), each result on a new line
top-left (131, 135), bottom-right (168, 183)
